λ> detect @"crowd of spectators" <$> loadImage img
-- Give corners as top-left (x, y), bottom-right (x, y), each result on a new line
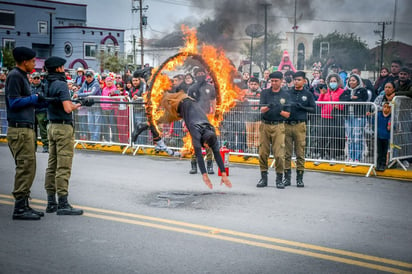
top-left (1, 57), bottom-right (411, 170)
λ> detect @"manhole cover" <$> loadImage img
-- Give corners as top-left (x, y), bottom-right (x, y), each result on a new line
top-left (147, 191), bottom-right (226, 208)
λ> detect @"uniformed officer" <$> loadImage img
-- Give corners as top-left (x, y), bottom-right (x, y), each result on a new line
top-left (257, 71), bottom-right (291, 189)
top-left (43, 56), bottom-right (83, 215)
top-left (283, 71), bottom-right (316, 187)
top-left (6, 47), bottom-right (45, 220)
top-left (187, 67), bottom-right (216, 175)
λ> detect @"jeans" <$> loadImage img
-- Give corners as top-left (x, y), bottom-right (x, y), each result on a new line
top-left (345, 117), bottom-right (366, 161)
top-left (87, 107), bottom-right (103, 142)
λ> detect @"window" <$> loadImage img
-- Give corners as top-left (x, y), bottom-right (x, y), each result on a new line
top-left (84, 43), bottom-right (97, 59)
top-left (105, 40), bottom-right (115, 55)
top-left (0, 10), bottom-right (15, 28)
top-left (64, 42), bottom-right (73, 57)
top-left (38, 21), bottom-right (48, 34)
top-left (4, 39), bottom-right (15, 50)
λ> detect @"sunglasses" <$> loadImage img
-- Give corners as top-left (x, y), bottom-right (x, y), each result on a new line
top-left (33, 77), bottom-right (40, 80)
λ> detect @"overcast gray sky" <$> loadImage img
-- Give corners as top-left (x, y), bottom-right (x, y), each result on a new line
top-left (61, 0), bottom-right (412, 50)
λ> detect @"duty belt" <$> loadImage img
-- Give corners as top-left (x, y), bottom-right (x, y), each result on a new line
top-left (285, 120), bottom-right (306, 125)
top-left (8, 121), bottom-right (34, 129)
top-left (49, 120), bottom-right (73, 126)
top-left (262, 120), bottom-right (284, 125)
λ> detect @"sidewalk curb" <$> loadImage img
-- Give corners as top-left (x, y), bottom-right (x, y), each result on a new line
top-left (1, 138), bottom-right (410, 181)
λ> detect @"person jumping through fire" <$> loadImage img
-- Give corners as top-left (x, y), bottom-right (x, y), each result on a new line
top-left (132, 88), bottom-right (232, 190)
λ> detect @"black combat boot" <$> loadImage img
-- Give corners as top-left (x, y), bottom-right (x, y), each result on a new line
top-left (296, 170), bottom-right (304, 188)
top-left (276, 173), bottom-right (285, 189)
top-left (12, 198), bottom-right (41, 220)
top-left (25, 197), bottom-right (44, 217)
top-left (256, 171), bottom-right (268, 188)
top-left (207, 160), bottom-right (214, 174)
top-left (57, 196), bottom-right (83, 215)
top-left (283, 169), bottom-right (291, 186)
top-left (189, 160), bottom-right (197, 174)
top-left (46, 194), bottom-right (58, 213)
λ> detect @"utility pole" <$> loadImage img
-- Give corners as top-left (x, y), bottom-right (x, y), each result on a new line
top-left (132, 0), bottom-right (148, 69)
top-left (132, 35), bottom-right (136, 66)
top-left (260, 3), bottom-right (271, 70)
top-left (375, 21), bottom-right (391, 72)
top-left (48, 12), bottom-right (53, 57)
top-left (392, 0), bottom-right (398, 40)
top-left (292, 0), bottom-right (297, 66)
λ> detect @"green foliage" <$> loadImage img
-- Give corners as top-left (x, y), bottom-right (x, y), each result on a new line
top-left (1, 48), bottom-right (15, 71)
top-left (97, 52), bottom-right (128, 73)
top-left (309, 31), bottom-right (372, 70)
top-left (240, 32), bottom-right (283, 74)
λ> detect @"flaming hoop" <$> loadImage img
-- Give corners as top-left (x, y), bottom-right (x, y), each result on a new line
top-left (145, 26), bottom-right (240, 154)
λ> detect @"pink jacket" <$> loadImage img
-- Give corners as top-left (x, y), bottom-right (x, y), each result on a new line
top-left (101, 85), bottom-right (118, 110)
top-left (317, 88), bottom-right (345, 119)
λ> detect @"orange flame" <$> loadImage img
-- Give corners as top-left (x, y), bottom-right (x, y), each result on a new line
top-left (149, 25), bottom-right (239, 155)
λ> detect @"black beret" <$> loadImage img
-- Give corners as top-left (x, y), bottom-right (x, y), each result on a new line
top-left (293, 71), bottom-right (306, 79)
top-left (269, 71), bottom-right (283, 79)
top-left (45, 56), bottom-right (66, 70)
top-left (12, 47), bottom-right (36, 62)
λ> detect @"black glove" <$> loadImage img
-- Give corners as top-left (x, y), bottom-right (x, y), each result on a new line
top-left (36, 92), bottom-right (45, 103)
top-left (79, 98), bottom-right (95, 107)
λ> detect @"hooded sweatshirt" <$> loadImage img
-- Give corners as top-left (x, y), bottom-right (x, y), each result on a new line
top-left (340, 73), bottom-right (368, 116)
top-left (277, 50), bottom-right (297, 72)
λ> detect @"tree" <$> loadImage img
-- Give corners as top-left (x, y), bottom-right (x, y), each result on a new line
top-left (97, 51), bottom-right (128, 73)
top-left (309, 31), bottom-right (372, 71)
top-left (240, 32), bottom-right (283, 74)
top-left (1, 47), bottom-right (15, 71)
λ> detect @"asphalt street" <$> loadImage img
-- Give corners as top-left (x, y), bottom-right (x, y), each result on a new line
top-left (0, 144), bottom-right (411, 274)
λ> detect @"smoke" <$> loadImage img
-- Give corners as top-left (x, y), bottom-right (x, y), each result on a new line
top-left (153, 0), bottom-right (412, 49)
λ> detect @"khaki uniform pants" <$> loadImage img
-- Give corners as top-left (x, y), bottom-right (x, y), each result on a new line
top-left (45, 124), bottom-right (75, 197)
top-left (284, 122), bottom-right (306, 171)
top-left (191, 147), bottom-right (213, 161)
top-left (258, 123), bottom-right (285, 173)
top-left (7, 127), bottom-right (36, 200)
top-left (245, 121), bottom-right (260, 150)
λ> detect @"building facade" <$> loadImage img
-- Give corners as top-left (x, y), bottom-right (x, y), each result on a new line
top-left (0, 0), bottom-right (125, 72)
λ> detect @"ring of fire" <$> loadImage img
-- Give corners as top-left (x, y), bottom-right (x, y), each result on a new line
top-left (144, 26), bottom-right (240, 153)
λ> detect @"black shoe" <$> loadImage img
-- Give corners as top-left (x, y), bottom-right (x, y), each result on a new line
top-left (256, 171), bottom-right (268, 188)
top-left (25, 197), bottom-right (44, 217)
top-left (276, 173), bottom-right (284, 189)
top-left (283, 169), bottom-right (291, 186)
top-left (12, 199), bottom-right (41, 220)
top-left (46, 194), bottom-right (58, 213)
top-left (296, 170), bottom-right (304, 188)
top-left (189, 160), bottom-right (197, 174)
top-left (376, 165), bottom-right (385, 172)
top-left (57, 196), bottom-right (83, 216)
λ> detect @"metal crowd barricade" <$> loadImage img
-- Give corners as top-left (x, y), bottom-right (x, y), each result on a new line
top-left (0, 92), bottom-right (7, 137)
top-left (220, 99), bottom-right (260, 156)
top-left (218, 100), bottom-right (378, 176)
top-left (306, 101), bottom-right (377, 176)
top-left (73, 95), bottom-right (132, 152)
top-left (388, 96), bottom-right (412, 170)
